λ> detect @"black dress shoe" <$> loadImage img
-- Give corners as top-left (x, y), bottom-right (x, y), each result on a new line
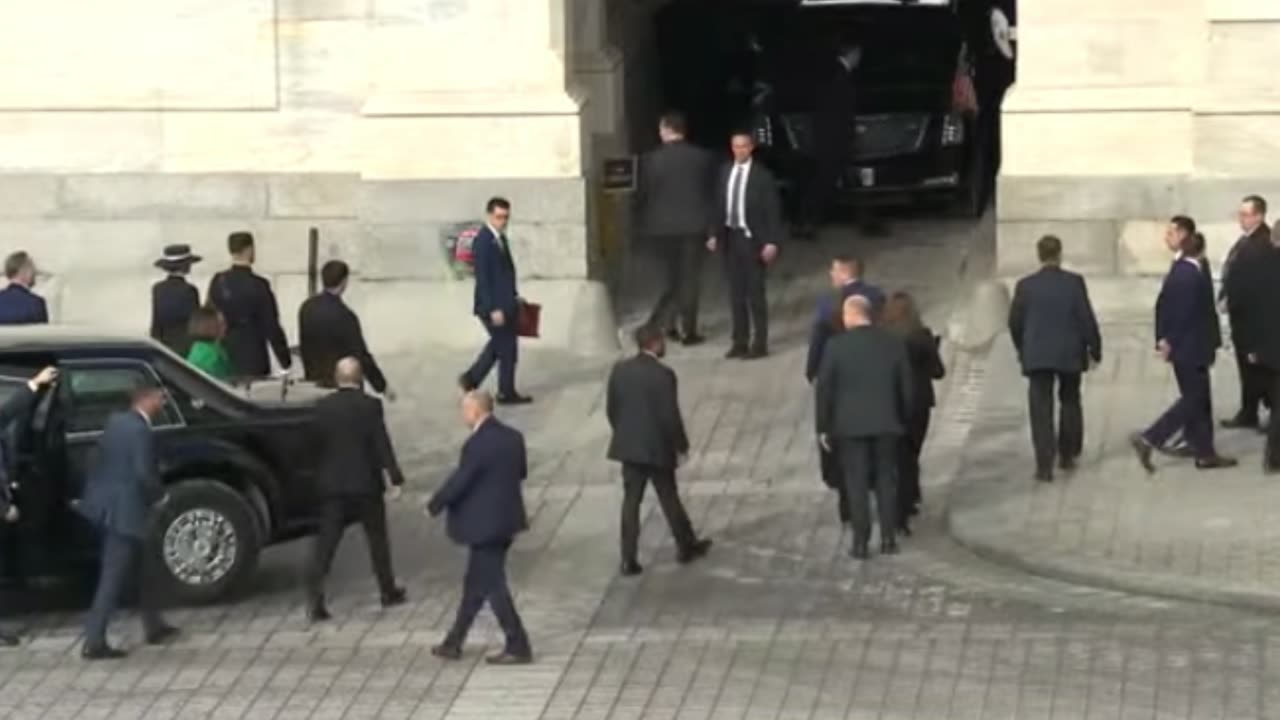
top-left (1195, 455), bottom-right (1238, 470)
top-left (725, 346), bottom-right (748, 359)
top-left (850, 541), bottom-right (869, 560)
top-left (1221, 416), bottom-right (1259, 430)
top-left (82, 644), bottom-right (127, 661)
top-left (619, 560), bottom-right (643, 577)
top-left (307, 605), bottom-right (332, 623)
top-left (457, 373), bottom-right (476, 392)
top-left (897, 520), bottom-right (912, 537)
top-left (486, 651), bottom-right (533, 666)
top-left (1128, 432), bottom-right (1156, 474)
top-left (497, 393), bottom-right (533, 406)
top-left (1058, 455), bottom-right (1077, 472)
top-left (880, 538), bottom-right (899, 555)
top-left (677, 538), bottom-right (712, 565)
top-left (381, 587), bottom-right (407, 608)
top-left (0, 631), bottom-right (20, 647)
top-left (1034, 469), bottom-right (1053, 483)
top-left (145, 624), bottom-right (180, 646)
top-left (681, 334), bottom-right (706, 347)
top-left (745, 347), bottom-right (769, 360)
top-left (666, 328), bottom-right (682, 341)
top-left (431, 644), bottom-right (462, 661)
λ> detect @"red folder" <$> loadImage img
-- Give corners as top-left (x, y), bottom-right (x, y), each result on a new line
top-left (517, 301), bottom-right (541, 338)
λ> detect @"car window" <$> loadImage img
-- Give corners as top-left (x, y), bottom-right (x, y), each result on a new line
top-left (63, 365), bottom-right (182, 435)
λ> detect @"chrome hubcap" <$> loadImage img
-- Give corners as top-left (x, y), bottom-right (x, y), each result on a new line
top-left (163, 508), bottom-right (238, 586)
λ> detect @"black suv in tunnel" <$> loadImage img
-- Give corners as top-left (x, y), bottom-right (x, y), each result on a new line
top-left (0, 327), bottom-right (325, 604)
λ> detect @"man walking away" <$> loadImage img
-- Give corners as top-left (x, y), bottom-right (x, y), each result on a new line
top-left (1230, 226), bottom-right (1280, 471)
top-left (1220, 195), bottom-right (1273, 430)
top-left (207, 232), bottom-right (292, 379)
top-left (77, 385), bottom-right (179, 660)
top-left (805, 255), bottom-right (886, 383)
top-left (709, 131), bottom-right (784, 359)
top-left (304, 358), bottom-right (406, 622)
top-left (1130, 217), bottom-right (1236, 473)
top-left (1008, 235), bottom-right (1102, 482)
top-left (606, 324), bottom-right (712, 577)
top-left (149, 244), bottom-right (201, 356)
top-left (0, 366), bottom-right (58, 647)
top-left (299, 260), bottom-right (392, 398)
top-left (0, 252), bottom-right (48, 325)
top-left (637, 111), bottom-right (717, 345)
top-left (428, 391), bottom-right (533, 665)
top-left (816, 295), bottom-right (912, 560)
top-left (459, 198), bottom-right (532, 405)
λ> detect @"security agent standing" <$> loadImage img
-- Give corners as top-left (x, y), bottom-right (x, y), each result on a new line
top-left (428, 391), bottom-right (533, 665)
top-left (304, 358), bottom-right (407, 622)
top-left (815, 295), bottom-right (912, 560)
top-left (149, 244), bottom-right (201, 356)
top-left (0, 366), bottom-right (58, 647)
top-left (77, 385), bottom-right (180, 660)
top-left (1008, 235), bottom-right (1102, 482)
top-left (709, 131), bottom-right (784, 359)
top-left (606, 324), bottom-right (712, 577)
top-left (0, 251), bottom-right (48, 325)
top-left (207, 231), bottom-right (292, 379)
top-left (798, 44), bottom-right (861, 238)
top-left (636, 111), bottom-right (717, 345)
top-left (1220, 195), bottom-right (1273, 430)
top-left (299, 260), bottom-right (392, 398)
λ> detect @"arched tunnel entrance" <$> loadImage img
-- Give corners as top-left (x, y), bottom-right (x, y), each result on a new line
top-left (613, 0), bottom-right (1016, 220)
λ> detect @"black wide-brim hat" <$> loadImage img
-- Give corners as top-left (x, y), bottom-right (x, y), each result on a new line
top-left (155, 243), bottom-right (202, 271)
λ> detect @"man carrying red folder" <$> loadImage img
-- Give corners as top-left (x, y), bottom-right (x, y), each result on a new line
top-left (459, 197), bottom-right (533, 405)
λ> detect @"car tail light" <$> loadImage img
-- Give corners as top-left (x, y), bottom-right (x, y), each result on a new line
top-left (941, 113), bottom-right (965, 146)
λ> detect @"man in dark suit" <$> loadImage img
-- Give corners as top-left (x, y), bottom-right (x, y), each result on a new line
top-left (1228, 224), bottom-right (1280, 470)
top-left (816, 295), bottom-right (913, 560)
top-left (77, 386), bottom-right (179, 660)
top-left (1221, 195), bottom-right (1273, 430)
top-left (1008, 235), bottom-right (1102, 482)
top-left (805, 255), bottom-right (886, 383)
top-left (207, 232), bottom-right (292, 378)
top-left (606, 324), bottom-right (712, 577)
top-left (1130, 217), bottom-right (1236, 473)
top-left (709, 131), bottom-right (784, 359)
top-left (0, 252), bottom-right (48, 326)
top-left (149, 244), bottom-right (202, 356)
top-left (459, 197), bottom-right (531, 405)
top-left (0, 366), bottom-right (58, 647)
top-left (798, 44), bottom-right (861, 238)
top-left (299, 260), bottom-right (392, 398)
top-left (427, 391), bottom-right (532, 665)
top-left (304, 358), bottom-right (406, 621)
top-left (637, 111), bottom-right (717, 344)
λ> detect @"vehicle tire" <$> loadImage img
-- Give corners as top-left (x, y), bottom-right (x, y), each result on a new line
top-left (148, 480), bottom-right (263, 605)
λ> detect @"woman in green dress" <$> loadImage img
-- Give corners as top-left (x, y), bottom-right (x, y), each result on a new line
top-left (185, 305), bottom-right (233, 380)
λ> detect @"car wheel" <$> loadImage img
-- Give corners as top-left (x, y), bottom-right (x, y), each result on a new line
top-left (149, 480), bottom-right (262, 605)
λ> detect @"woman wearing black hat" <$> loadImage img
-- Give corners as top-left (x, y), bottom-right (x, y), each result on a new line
top-left (150, 244), bottom-right (202, 356)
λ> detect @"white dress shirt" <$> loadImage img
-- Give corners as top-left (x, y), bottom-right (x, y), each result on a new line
top-left (725, 161), bottom-right (753, 237)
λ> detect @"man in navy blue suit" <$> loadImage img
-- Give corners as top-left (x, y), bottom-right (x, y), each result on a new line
top-left (1130, 216), bottom-right (1236, 473)
top-left (427, 391), bottom-right (533, 665)
top-left (0, 252), bottom-right (48, 326)
top-left (459, 197), bottom-right (531, 405)
top-left (805, 255), bottom-right (885, 383)
top-left (77, 385), bottom-right (180, 660)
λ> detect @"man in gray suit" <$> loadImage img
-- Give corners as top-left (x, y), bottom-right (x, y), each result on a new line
top-left (815, 295), bottom-right (914, 560)
top-left (636, 111), bottom-right (717, 345)
top-left (77, 385), bottom-right (179, 660)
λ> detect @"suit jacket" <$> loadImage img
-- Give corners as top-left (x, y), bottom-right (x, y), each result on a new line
top-left (0, 284), bottom-right (48, 326)
top-left (207, 266), bottom-right (292, 377)
top-left (1223, 224), bottom-right (1274, 352)
top-left (299, 292), bottom-right (387, 393)
top-left (150, 275), bottom-right (200, 356)
top-left (1234, 240), bottom-right (1280, 370)
top-left (1220, 223), bottom-right (1270, 305)
top-left (1008, 266), bottom-right (1102, 374)
top-left (428, 418), bottom-right (529, 547)
top-left (0, 386), bottom-right (36, 516)
top-left (714, 160), bottom-right (784, 248)
top-left (815, 326), bottom-right (914, 439)
top-left (605, 352), bottom-right (689, 469)
top-left (1155, 257), bottom-right (1218, 368)
top-left (471, 226), bottom-right (519, 320)
top-left (637, 140), bottom-right (718, 237)
top-left (76, 411), bottom-right (163, 539)
top-left (311, 388), bottom-right (403, 498)
top-left (804, 279), bottom-right (886, 381)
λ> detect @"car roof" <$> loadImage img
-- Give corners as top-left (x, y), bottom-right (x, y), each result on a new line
top-left (0, 324), bottom-right (159, 353)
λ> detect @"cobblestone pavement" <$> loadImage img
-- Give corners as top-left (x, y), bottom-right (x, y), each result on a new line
top-left (4, 222), bottom-right (1280, 719)
top-left (949, 311), bottom-right (1280, 612)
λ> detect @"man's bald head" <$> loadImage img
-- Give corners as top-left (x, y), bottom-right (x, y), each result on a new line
top-left (841, 294), bottom-right (871, 329)
top-left (334, 357), bottom-right (364, 387)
